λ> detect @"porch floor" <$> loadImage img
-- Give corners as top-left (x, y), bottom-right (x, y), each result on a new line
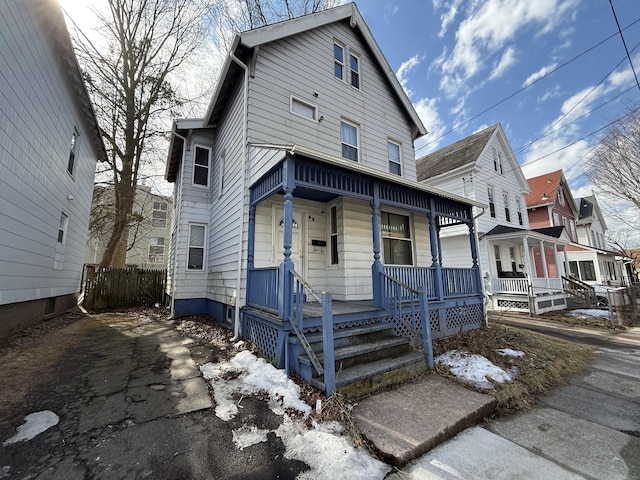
top-left (300, 299), bottom-right (378, 318)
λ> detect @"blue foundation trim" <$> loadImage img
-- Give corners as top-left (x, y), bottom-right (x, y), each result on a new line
top-left (174, 298), bottom-right (233, 328)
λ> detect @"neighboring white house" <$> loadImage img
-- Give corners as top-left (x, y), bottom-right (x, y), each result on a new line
top-left (567, 195), bottom-right (627, 286)
top-left (0, 0), bottom-right (106, 338)
top-left (417, 124), bottom-right (570, 314)
top-left (165, 4), bottom-right (486, 394)
top-left (85, 185), bottom-right (173, 269)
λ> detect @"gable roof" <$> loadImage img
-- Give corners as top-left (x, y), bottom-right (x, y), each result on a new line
top-left (416, 124), bottom-right (498, 181)
top-left (203, 3), bottom-right (426, 136)
top-left (576, 195), bottom-right (607, 230)
top-left (525, 169), bottom-right (569, 209)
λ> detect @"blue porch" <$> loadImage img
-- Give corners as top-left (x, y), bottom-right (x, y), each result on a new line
top-left (243, 155), bottom-right (485, 396)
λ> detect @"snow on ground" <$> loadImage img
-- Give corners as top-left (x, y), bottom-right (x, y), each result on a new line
top-left (435, 350), bottom-right (516, 390)
top-left (497, 348), bottom-right (525, 357)
top-left (3, 411), bottom-right (59, 445)
top-left (200, 351), bottom-right (390, 480)
top-left (569, 309), bottom-right (613, 319)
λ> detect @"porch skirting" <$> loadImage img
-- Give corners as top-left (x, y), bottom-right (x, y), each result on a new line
top-left (489, 293), bottom-right (567, 315)
top-left (173, 298), bottom-right (233, 328)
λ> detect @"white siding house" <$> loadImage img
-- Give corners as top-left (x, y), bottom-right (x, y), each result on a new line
top-left (417, 124), bottom-right (570, 314)
top-left (0, 0), bottom-right (106, 338)
top-left (165, 5), bottom-right (486, 395)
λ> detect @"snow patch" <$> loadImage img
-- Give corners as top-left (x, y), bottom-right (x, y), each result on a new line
top-left (232, 424), bottom-right (270, 450)
top-left (3, 411), bottom-right (59, 445)
top-left (436, 350), bottom-right (513, 389)
top-left (497, 348), bottom-right (525, 357)
top-left (569, 309), bottom-right (612, 319)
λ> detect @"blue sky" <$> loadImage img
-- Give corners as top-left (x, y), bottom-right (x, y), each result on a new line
top-left (357, 0), bottom-right (640, 203)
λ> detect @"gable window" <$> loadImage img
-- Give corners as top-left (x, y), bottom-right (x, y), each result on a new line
top-left (193, 146), bottom-right (210, 187)
top-left (558, 188), bottom-right (565, 205)
top-left (57, 212), bottom-right (68, 244)
top-left (493, 149), bottom-right (503, 174)
top-left (291, 96), bottom-right (317, 121)
top-left (503, 192), bottom-right (511, 222)
top-left (350, 52), bottom-right (360, 89)
top-left (330, 205), bottom-right (338, 265)
top-left (152, 201), bottom-right (168, 227)
top-left (334, 41), bottom-right (345, 80)
top-left (381, 212), bottom-right (413, 265)
top-left (340, 120), bottom-right (358, 161)
top-left (67, 128), bottom-right (79, 175)
top-left (187, 224), bottom-right (205, 270)
top-left (488, 186), bottom-right (496, 218)
top-left (553, 212), bottom-right (560, 226)
top-left (148, 237), bottom-right (165, 264)
top-left (515, 197), bottom-right (523, 225)
top-left (388, 141), bottom-right (401, 175)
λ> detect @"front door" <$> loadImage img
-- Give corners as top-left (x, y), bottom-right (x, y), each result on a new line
top-left (274, 208), bottom-right (305, 277)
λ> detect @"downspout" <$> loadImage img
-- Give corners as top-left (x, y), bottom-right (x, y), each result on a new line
top-left (170, 131), bottom-right (188, 319)
top-left (231, 52), bottom-right (249, 341)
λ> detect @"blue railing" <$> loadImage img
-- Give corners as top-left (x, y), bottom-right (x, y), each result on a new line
top-left (383, 266), bottom-right (436, 299)
top-left (442, 267), bottom-right (478, 297)
top-left (247, 267), bottom-right (279, 311)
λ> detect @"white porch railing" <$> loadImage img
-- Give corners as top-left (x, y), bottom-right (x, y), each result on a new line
top-left (492, 277), bottom-right (564, 295)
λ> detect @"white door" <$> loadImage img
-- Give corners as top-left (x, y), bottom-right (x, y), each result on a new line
top-left (274, 208), bottom-right (305, 277)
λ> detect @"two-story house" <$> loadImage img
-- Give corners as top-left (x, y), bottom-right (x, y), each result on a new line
top-left (567, 195), bottom-right (626, 286)
top-left (0, 0), bottom-right (106, 339)
top-left (417, 124), bottom-right (570, 315)
top-left (165, 4), bottom-right (485, 395)
top-left (85, 185), bottom-right (173, 269)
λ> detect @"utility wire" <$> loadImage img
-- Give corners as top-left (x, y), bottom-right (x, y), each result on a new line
top-left (416, 16), bottom-right (640, 155)
top-left (609, 0), bottom-right (640, 93)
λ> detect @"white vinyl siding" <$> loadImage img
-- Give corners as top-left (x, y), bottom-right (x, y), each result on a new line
top-left (0, 0), bottom-right (99, 305)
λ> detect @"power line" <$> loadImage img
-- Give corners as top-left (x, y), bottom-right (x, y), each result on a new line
top-left (416, 16), bottom-right (640, 155)
top-left (609, 0), bottom-right (640, 93)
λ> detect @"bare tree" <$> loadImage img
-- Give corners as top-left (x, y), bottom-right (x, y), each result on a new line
top-left (68, 0), bottom-right (336, 267)
top-left (587, 105), bottom-right (640, 231)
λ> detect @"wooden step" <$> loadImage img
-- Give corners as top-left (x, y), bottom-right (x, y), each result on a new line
top-left (298, 336), bottom-right (411, 369)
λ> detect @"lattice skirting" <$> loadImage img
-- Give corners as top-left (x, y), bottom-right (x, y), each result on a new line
top-left (383, 303), bottom-right (483, 340)
top-left (496, 299), bottom-right (530, 311)
top-left (242, 313), bottom-right (285, 367)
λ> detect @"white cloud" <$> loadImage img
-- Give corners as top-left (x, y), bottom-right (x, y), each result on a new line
top-left (437, 0), bottom-right (463, 38)
top-left (434, 0), bottom-right (579, 97)
top-left (396, 55), bottom-right (422, 98)
top-left (384, 3), bottom-right (399, 24)
top-left (522, 63), bottom-right (557, 88)
top-left (489, 47), bottom-right (516, 80)
top-left (413, 97), bottom-right (447, 155)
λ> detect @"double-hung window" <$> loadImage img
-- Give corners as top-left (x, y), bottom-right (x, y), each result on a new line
top-left (503, 192), bottom-right (511, 222)
top-left (350, 52), bottom-right (360, 89)
top-left (388, 141), bottom-right (401, 175)
top-left (340, 120), bottom-right (358, 161)
top-left (149, 237), bottom-right (165, 264)
top-left (152, 201), bottom-right (168, 227)
top-left (381, 212), bottom-right (413, 265)
top-left (67, 128), bottom-right (78, 175)
top-left (330, 205), bottom-right (338, 265)
top-left (57, 212), bottom-right (68, 244)
top-left (515, 197), bottom-right (523, 225)
top-left (187, 224), bottom-right (205, 270)
top-left (334, 42), bottom-right (345, 80)
top-left (193, 146), bottom-right (210, 187)
top-left (488, 186), bottom-right (496, 218)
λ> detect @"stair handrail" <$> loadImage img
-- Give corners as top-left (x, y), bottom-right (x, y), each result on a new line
top-left (290, 270), bottom-right (335, 395)
top-left (562, 275), bottom-right (596, 307)
top-left (380, 272), bottom-right (420, 337)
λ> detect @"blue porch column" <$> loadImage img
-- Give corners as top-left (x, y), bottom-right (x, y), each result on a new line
top-left (428, 205), bottom-right (444, 301)
top-left (278, 158), bottom-right (295, 319)
top-left (467, 217), bottom-right (484, 298)
top-left (371, 183), bottom-right (383, 306)
top-left (247, 204), bottom-right (256, 270)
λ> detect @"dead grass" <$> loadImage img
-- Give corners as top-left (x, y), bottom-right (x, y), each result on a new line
top-left (433, 324), bottom-right (595, 413)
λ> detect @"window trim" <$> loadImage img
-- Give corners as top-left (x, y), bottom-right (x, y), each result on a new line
top-left (388, 140), bottom-right (401, 175)
top-left (340, 119), bottom-right (359, 162)
top-left (192, 145), bottom-right (211, 188)
top-left (187, 223), bottom-right (206, 271)
top-left (290, 95), bottom-right (318, 122)
top-left (333, 40), bottom-right (345, 81)
top-left (349, 50), bottom-right (361, 90)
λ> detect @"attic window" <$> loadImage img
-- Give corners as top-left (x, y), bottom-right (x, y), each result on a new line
top-left (290, 96), bottom-right (317, 121)
top-left (350, 52), bottom-right (360, 89)
top-left (493, 149), bottom-right (503, 174)
top-left (334, 41), bottom-right (345, 80)
top-left (558, 188), bottom-right (565, 205)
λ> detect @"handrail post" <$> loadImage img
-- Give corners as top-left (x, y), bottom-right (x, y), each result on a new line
top-left (419, 285), bottom-right (434, 369)
top-left (321, 292), bottom-right (335, 396)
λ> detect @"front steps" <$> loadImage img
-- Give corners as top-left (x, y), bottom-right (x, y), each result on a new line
top-left (289, 322), bottom-right (429, 398)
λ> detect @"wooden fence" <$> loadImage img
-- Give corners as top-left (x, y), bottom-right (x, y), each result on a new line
top-left (82, 266), bottom-right (167, 310)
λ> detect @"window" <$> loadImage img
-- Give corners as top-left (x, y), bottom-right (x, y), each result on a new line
top-left (340, 120), bottom-right (358, 161)
top-left (193, 146), bottom-right (210, 187)
top-left (493, 149), bottom-right (503, 174)
top-left (334, 41), bottom-right (345, 80)
top-left (503, 192), bottom-right (511, 222)
top-left (330, 205), bottom-right (338, 265)
top-left (558, 187), bottom-right (565, 205)
top-left (515, 197), bottom-right (523, 225)
top-left (152, 201), bottom-right (168, 227)
top-left (218, 150), bottom-right (226, 196)
top-left (388, 141), bottom-right (401, 175)
top-left (578, 260), bottom-right (596, 281)
top-left (350, 52), bottom-right (360, 89)
top-left (67, 128), bottom-right (79, 175)
top-left (509, 246), bottom-right (517, 271)
top-left (290, 96), bottom-right (317, 121)
top-left (187, 224), bottom-right (205, 270)
top-left (148, 237), bottom-right (165, 264)
top-left (553, 212), bottom-right (560, 226)
top-left (488, 186), bottom-right (496, 218)
top-left (381, 212), bottom-right (413, 265)
top-left (570, 221), bottom-right (576, 242)
top-left (494, 244), bottom-right (502, 273)
top-left (57, 212), bottom-right (68, 244)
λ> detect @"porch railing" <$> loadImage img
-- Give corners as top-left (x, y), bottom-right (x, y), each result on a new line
top-left (383, 265), bottom-right (478, 299)
top-left (442, 267), bottom-right (479, 297)
top-left (247, 267), bottom-right (279, 311)
top-left (383, 266), bottom-right (436, 298)
top-left (492, 276), bottom-right (566, 295)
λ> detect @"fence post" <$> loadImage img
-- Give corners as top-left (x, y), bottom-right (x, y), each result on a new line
top-left (419, 285), bottom-right (434, 369)
top-left (321, 292), bottom-right (335, 397)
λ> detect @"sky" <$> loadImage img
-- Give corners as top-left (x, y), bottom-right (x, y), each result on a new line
top-left (356, 0), bottom-right (640, 239)
top-left (60, 0), bottom-right (640, 242)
